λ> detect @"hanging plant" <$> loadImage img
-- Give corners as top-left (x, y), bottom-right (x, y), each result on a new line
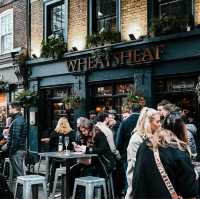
top-left (62, 94), bottom-right (81, 109)
top-left (123, 87), bottom-right (145, 110)
top-left (0, 81), bottom-right (9, 92)
top-left (15, 90), bottom-right (38, 107)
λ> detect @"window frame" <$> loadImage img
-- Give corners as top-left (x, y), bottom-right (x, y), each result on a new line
top-left (88, 0), bottom-right (120, 34)
top-left (44, 0), bottom-right (67, 41)
top-left (0, 9), bottom-right (13, 54)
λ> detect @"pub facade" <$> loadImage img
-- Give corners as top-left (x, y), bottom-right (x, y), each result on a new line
top-left (28, 0), bottom-right (200, 151)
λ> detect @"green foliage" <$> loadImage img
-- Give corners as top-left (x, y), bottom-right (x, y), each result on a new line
top-left (0, 81), bottom-right (9, 91)
top-left (41, 34), bottom-right (67, 59)
top-left (123, 87), bottom-right (145, 110)
top-left (86, 31), bottom-right (121, 48)
top-left (149, 15), bottom-right (191, 36)
top-left (63, 95), bottom-right (81, 109)
top-left (15, 90), bottom-right (38, 107)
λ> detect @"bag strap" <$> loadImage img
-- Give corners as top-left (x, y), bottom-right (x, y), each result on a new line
top-left (153, 148), bottom-right (180, 199)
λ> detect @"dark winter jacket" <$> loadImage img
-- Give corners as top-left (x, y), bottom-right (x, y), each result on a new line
top-left (7, 113), bottom-right (27, 156)
top-left (132, 140), bottom-right (198, 199)
top-left (116, 113), bottom-right (140, 159)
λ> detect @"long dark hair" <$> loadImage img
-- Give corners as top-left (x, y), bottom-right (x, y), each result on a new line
top-left (163, 112), bottom-right (188, 143)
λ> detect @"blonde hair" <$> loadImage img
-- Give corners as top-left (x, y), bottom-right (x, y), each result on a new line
top-left (148, 129), bottom-right (191, 156)
top-left (55, 117), bottom-right (72, 134)
top-left (133, 107), bottom-right (159, 138)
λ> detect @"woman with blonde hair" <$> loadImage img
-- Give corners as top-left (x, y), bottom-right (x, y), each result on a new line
top-left (49, 117), bottom-right (75, 194)
top-left (132, 128), bottom-right (198, 199)
top-left (126, 107), bottom-right (161, 199)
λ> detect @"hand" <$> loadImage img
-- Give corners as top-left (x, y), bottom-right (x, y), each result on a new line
top-left (74, 144), bottom-right (86, 153)
top-left (41, 138), bottom-right (50, 144)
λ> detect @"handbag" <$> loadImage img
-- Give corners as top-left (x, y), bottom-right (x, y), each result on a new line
top-left (153, 148), bottom-right (182, 199)
top-left (78, 157), bottom-right (92, 166)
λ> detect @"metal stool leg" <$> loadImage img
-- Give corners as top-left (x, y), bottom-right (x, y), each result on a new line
top-left (23, 183), bottom-right (31, 199)
top-left (103, 182), bottom-right (108, 199)
top-left (42, 181), bottom-right (48, 199)
top-left (51, 171), bottom-right (59, 199)
top-left (96, 187), bottom-right (102, 199)
top-left (14, 182), bottom-right (19, 199)
top-left (72, 181), bottom-right (78, 199)
top-left (86, 183), bottom-right (94, 199)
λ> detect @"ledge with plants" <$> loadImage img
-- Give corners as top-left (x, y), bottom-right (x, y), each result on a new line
top-left (15, 90), bottom-right (38, 108)
top-left (41, 34), bottom-right (67, 59)
top-left (86, 31), bottom-right (121, 48)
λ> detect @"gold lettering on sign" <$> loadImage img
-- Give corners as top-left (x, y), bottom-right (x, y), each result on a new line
top-left (65, 44), bottom-right (165, 72)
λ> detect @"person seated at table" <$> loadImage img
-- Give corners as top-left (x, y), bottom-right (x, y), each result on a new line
top-left (48, 117), bottom-right (75, 194)
top-left (70, 118), bottom-right (116, 197)
top-left (0, 117), bottom-right (12, 153)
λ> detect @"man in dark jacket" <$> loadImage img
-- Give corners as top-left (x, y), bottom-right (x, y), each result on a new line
top-left (7, 102), bottom-right (27, 197)
top-left (116, 104), bottom-right (141, 193)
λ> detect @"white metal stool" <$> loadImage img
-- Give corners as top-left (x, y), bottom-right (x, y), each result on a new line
top-left (51, 167), bottom-right (66, 199)
top-left (14, 175), bottom-right (48, 199)
top-left (72, 176), bottom-right (107, 199)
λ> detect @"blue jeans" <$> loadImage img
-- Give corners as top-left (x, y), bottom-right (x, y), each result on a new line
top-left (10, 150), bottom-right (26, 198)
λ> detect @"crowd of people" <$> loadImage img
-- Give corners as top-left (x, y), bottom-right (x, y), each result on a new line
top-left (0, 99), bottom-right (199, 199)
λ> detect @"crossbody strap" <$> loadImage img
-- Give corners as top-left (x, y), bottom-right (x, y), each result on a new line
top-left (153, 148), bottom-right (180, 199)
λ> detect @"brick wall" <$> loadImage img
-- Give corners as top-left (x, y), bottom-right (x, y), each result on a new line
top-left (31, 0), bottom-right (43, 57)
top-left (68, 0), bottom-right (87, 50)
top-left (195, 0), bottom-right (200, 25)
top-left (121, 0), bottom-right (147, 41)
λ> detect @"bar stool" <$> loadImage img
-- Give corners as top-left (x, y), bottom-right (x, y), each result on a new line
top-left (2, 158), bottom-right (11, 176)
top-left (14, 175), bottom-right (48, 199)
top-left (72, 176), bottom-right (107, 199)
top-left (51, 167), bottom-right (66, 199)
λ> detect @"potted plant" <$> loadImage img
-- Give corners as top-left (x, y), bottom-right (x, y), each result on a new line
top-left (15, 90), bottom-right (38, 107)
top-left (41, 34), bottom-right (67, 59)
top-left (86, 31), bottom-right (121, 48)
top-left (63, 94), bottom-right (81, 109)
top-left (123, 87), bottom-right (145, 109)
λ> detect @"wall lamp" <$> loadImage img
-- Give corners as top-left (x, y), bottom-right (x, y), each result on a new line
top-left (72, 46), bottom-right (78, 51)
top-left (129, 34), bottom-right (136, 40)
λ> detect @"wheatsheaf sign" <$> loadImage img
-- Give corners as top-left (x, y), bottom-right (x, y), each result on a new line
top-left (65, 45), bottom-right (165, 73)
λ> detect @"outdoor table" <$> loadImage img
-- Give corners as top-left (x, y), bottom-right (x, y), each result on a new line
top-left (39, 151), bottom-right (97, 199)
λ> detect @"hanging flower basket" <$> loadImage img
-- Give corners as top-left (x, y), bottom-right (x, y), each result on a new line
top-left (63, 95), bottom-right (81, 110)
top-left (15, 90), bottom-right (38, 108)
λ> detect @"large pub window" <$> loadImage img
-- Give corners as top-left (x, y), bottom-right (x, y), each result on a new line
top-left (46, 0), bottom-right (65, 37)
top-left (153, 0), bottom-right (194, 26)
top-left (90, 0), bottom-right (118, 33)
top-left (89, 82), bottom-right (134, 116)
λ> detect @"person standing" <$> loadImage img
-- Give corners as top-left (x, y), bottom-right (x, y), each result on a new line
top-left (116, 104), bottom-right (141, 193)
top-left (7, 102), bottom-right (27, 197)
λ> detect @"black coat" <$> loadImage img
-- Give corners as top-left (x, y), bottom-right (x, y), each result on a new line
top-left (87, 131), bottom-right (116, 177)
top-left (132, 141), bottom-right (198, 199)
top-left (49, 130), bottom-right (75, 152)
top-left (116, 113), bottom-right (139, 159)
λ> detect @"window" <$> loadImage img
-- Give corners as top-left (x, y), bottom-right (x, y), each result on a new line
top-left (89, 0), bottom-right (120, 33)
top-left (89, 82), bottom-right (134, 115)
top-left (45, 0), bottom-right (65, 38)
top-left (155, 0), bottom-right (194, 23)
top-left (0, 9), bottom-right (13, 54)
